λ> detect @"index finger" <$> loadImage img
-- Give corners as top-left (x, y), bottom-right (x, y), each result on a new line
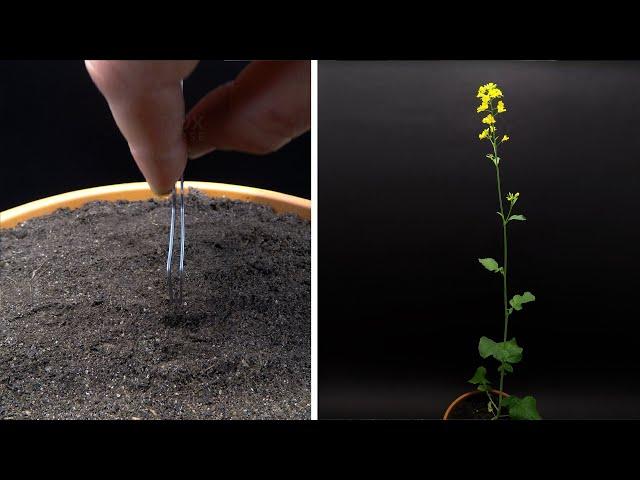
top-left (85, 60), bottom-right (199, 194)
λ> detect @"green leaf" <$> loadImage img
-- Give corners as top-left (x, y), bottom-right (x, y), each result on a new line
top-left (503, 395), bottom-right (542, 420)
top-left (478, 336), bottom-right (497, 359)
top-left (498, 363), bottom-right (514, 374)
top-left (468, 366), bottom-right (490, 386)
top-left (478, 337), bottom-right (523, 364)
top-left (508, 214), bottom-right (527, 222)
top-left (478, 257), bottom-right (500, 273)
top-left (509, 291), bottom-right (536, 311)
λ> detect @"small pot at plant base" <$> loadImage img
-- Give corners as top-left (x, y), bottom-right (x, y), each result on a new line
top-left (443, 390), bottom-right (509, 420)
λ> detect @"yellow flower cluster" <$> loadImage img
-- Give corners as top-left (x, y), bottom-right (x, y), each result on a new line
top-left (482, 114), bottom-right (496, 125)
top-left (476, 83), bottom-right (503, 106)
top-left (476, 82), bottom-right (508, 142)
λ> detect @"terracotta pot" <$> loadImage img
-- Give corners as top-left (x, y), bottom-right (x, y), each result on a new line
top-left (0, 181), bottom-right (311, 229)
top-left (443, 389), bottom-right (509, 420)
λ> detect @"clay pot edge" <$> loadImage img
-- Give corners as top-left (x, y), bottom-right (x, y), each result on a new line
top-left (0, 181), bottom-right (311, 229)
top-left (443, 389), bottom-right (510, 420)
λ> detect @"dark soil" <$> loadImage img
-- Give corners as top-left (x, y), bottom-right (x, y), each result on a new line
top-left (447, 392), bottom-right (504, 420)
top-left (0, 190), bottom-right (310, 419)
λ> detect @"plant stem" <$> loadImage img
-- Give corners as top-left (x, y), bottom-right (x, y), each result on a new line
top-left (493, 142), bottom-right (510, 418)
top-left (485, 391), bottom-right (499, 413)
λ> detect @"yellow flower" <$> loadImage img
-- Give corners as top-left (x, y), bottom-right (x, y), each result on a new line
top-left (477, 102), bottom-right (489, 113)
top-left (482, 114), bottom-right (496, 125)
top-left (477, 83), bottom-right (496, 98)
top-left (501, 134), bottom-right (509, 142)
top-left (506, 192), bottom-right (520, 203)
top-left (490, 126), bottom-right (496, 132)
top-left (479, 128), bottom-right (490, 140)
top-left (488, 87), bottom-right (503, 99)
top-left (497, 101), bottom-right (506, 113)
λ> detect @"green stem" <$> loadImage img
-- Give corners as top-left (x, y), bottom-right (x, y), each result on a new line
top-left (494, 148), bottom-right (510, 418)
top-left (506, 202), bottom-right (514, 221)
top-left (483, 100), bottom-right (511, 420)
top-left (485, 391), bottom-right (499, 414)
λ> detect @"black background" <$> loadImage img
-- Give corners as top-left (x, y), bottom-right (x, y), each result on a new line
top-left (0, 60), bottom-right (310, 211)
top-left (319, 61), bottom-right (640, 419)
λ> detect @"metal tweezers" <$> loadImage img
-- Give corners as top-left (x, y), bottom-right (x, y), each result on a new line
top-left (166, 176), bottom-right (185, 309)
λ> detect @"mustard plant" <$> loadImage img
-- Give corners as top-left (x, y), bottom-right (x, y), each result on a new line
top-left (468, 82), bottom-right (541, 420)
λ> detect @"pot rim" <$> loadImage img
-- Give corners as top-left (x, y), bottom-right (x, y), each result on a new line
top-left (443, 389), bottom-right (510, 420)
top-left (0, 181), bottom-right (311, 229)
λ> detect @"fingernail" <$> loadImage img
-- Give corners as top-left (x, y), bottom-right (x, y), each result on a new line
top-left (187, 146), bottom-right (215, 160)
top-left (187, 147), bottom-right (202, 160)
top-left (149, 183), bottom-right (173, 197)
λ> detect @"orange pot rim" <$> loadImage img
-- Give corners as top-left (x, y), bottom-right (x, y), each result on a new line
top-left (0, 181), bottom-right (311, 229)
top-left (443, 389), bottom-right (510, 420)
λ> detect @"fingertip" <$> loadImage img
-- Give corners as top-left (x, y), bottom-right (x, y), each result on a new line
top-left (130, 144), bottom-right (187, 198)
top-left (149, 183), bottom-right (174, 197)
top-left (147, 172), bottom-right (183, 197)
top-left (146, 175), bottom-right (176, 196)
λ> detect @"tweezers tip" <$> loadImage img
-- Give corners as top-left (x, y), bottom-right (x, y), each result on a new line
top-left (166, 177), bottom-right (186, 308)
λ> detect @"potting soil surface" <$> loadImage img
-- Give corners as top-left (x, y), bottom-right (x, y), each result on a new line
top-left (0, 190), bottom-right (310, 419)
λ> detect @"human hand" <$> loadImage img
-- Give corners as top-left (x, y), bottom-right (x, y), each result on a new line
top-left (85, 60), bottom-right (311, 194)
